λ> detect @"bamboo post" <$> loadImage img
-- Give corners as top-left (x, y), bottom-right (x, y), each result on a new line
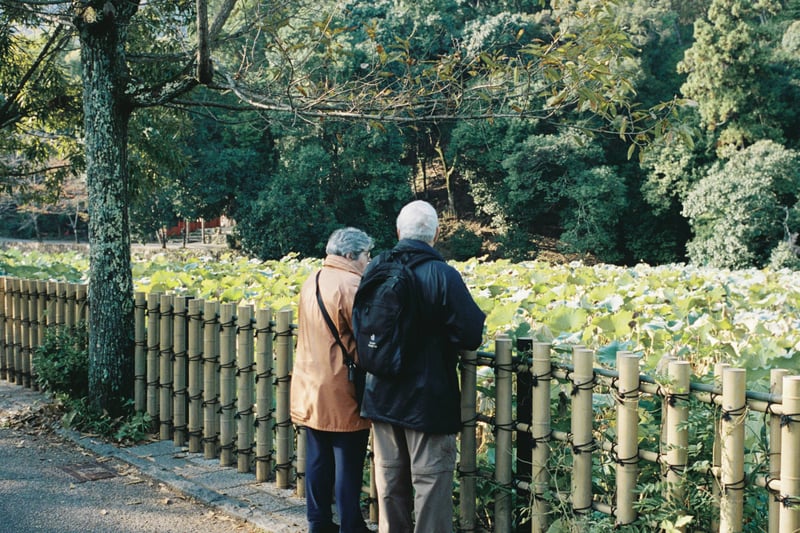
top-left (75, 283), bottom-right (88, 325)
top-left (146, 292), bottom-right (161, 432)
top-left (769, 369), bottom-right (789, 533)
top-left (255, 308), bottom-right (274, 482)
top-left (36, 280), bottom-right (47, 347)
top-left (19, 280), bottom-right (31, 388)
top-left (46, 282), bottom-right (57, 329)
top-left (274, 308), bottom-right (294, 489)
top-left (517, 338), bottom-right (533, 492)
top-left (55, 282), bottom-right (66, 326)
top-left (173, 296), bottom-right (188, 446)
top-left (12, 279), bottom-right (23, 385)
top-left (720, 367), bottom-right (746, 532)
top-left (26, 281), bottom-right (38, 385)
top-left (159, 294), bottom-right (174, 441)
top-left (779, 376), bottom-right (800, 533)
top-left (713, 362), bottom-right (730, 532)
top-left (459, 349), bottom-right (478, 532)
top-left (616, 352), bottom-right (640, 526)
top-left (64, 283), bottom-right (75, 330)
top-left (133, 292), bottom-right (147, 413)
top-left (494, 336), bottom-right (513, 532)
top-left (0, 278), bottom-right (5, 382)
top-left (571, 347), bottom-right (595, 515)
top-left (187, 299), bottom-right (204, 453)
top-left (1, 279), bottom-right (9, 383)
top-left (296, 426), bottom-right (306, 498)
top-left (203, 300), bottom-right (220, 459)
top-left (5, 279), bottom-right (16, 384)
top-left (237, 305), bottom-right (255, 473)
top-left (530, 342), bottom-right (552, 533)
top-left (666, 360), bottom-right (690, 510)
top-left (3, 278), bottom-right (11, 382)
top-left (219, 302), bottom-right (237, 467)
top-left (659, 355), bottom-right (677, 454)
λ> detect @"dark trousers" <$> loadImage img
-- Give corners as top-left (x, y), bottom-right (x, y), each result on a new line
top-left (305, 427), bottom-right (370, 533)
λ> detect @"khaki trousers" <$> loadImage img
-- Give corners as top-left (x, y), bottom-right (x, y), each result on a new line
top-left (372, 422), bottom-right (457, 533)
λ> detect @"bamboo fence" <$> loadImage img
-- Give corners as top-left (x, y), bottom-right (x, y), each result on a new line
top-left (1, 277), bottom-right (799, 532)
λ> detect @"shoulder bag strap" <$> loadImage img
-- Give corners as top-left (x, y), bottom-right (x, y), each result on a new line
top-left (315, 271), bottom-right (357, 381)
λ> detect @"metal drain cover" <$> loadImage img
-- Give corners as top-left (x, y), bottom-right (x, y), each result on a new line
top-left (58, 462), bottom-right (117, 482)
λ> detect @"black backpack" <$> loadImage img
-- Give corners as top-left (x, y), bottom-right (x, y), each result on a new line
top-left (352, 251), bottom-right (437, 377)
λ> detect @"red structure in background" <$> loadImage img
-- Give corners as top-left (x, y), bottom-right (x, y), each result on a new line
top-left (165, 217), bottom-right (228, 237)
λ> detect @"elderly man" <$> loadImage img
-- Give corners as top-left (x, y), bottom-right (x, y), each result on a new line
top-left (360, 200), bottom-right (486, 533)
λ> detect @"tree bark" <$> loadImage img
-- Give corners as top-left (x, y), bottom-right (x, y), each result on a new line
top-left (78, 3), bottom-right (137, 416)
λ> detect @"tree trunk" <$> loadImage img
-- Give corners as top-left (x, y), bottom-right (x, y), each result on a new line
top-left (79, 5), bottom-right (137, 417)
top-left (434, 143), bottom-right (457, 218)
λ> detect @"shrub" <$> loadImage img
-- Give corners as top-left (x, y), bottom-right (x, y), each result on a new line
top-left (33, 322), bottom-right (89, 398)
top-left (683, 141), bottom-right (800, 268)
top-left (445, 224), bottom-right (484, 260)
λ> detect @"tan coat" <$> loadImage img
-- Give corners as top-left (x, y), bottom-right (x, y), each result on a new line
top-left (290, 255), bottom-right (370, 432)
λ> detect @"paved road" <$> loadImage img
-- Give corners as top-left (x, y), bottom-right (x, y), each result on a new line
top-left (0, 383), bottom-right (264, 533)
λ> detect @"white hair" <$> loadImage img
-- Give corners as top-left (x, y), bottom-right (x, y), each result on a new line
top-left (325, 227), bottom-right (373, 258)
top-left (396, 200), bottom-right (438, 243)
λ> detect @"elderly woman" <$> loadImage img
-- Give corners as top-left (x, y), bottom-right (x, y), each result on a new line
top-left (291, 227), bottom-right (373, 533)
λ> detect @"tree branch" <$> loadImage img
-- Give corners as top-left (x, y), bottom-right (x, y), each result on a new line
top-left (0, 24), bottom-right (67, 128)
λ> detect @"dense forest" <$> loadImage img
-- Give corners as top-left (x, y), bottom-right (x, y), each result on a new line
top-left (2, 0), bottom-right (800, 269)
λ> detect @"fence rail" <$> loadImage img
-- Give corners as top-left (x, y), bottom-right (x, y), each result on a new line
top-left (1, 277), bottom-right (799, 532)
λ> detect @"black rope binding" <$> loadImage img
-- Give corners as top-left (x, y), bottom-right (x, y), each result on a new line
top-left (531, 369), bottom-right (552, 388)
top-left (572, 438), bottom-right (598, 455)
top-left (273, 324), bottom-right (295, 340)
top-left (255, 321), bottom-right (275, 339)
top-left (776, 494), bottom-right (800, 509)
top-left (456, 466), bottom-right (480, 478)
top-left (723, 475), bottom-right (747, 494)
top-left (609, 442), bottom-right (640, 466)
top-left (780, 413), bottom-right (800, 427)
top-left (666, 391), bottom-right (690, 408)
top-left (255, 367), bottom-right (274, 383)
top-left (237, 319), bottom-right (254, 334)
top-left (571, 372), bottom-right (597, 397)
top-left (255, 450), bottom-right (274, 464)
top-left (254, 407), bottom-right (275, 427)
top-left (530, 430), bottom-right (552, 450)
top-left (721, 404), bottom-right (746, 422)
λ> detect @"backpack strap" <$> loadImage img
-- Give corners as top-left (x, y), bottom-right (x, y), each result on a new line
top-left (314, 271), bottom-right (358, 382)
top-left (390, 249), bottom-right (440, 270)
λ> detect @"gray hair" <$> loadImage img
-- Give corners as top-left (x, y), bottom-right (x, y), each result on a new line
top-left (396, 200), bottom-right (438, 243)
top-left (325, 227), bottom-right (374, 259)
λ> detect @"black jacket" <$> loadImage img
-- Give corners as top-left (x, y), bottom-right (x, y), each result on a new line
top-left (359, 239), bottom-right (486, 434)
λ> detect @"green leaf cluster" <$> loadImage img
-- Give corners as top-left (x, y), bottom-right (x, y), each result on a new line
top-left (7, 246), bottom-right (800, 383)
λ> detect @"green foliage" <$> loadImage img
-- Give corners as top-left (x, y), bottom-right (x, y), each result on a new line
top-left (769, 240), bottom-right (800, 270)
top-left (442, 223), bottom-right (484, 261)
top-left (0, 248), bottom-right (88, 282)
top-left (32, 319), bottom-right (153, 444)
top-left (683, 140), bottom-right (800, 268)
top-left (678, 0), bottom-right (785, 151)
top-left (498, 228), bottom-right (538, 263)
top-left (10, 246), bottom-right (800, 382)
top-left (0, 19), bottom-right (82, 189)
top-left (235, 122), bottom-right (411, 259)
top-left (61, 396), bottom-right (153, 445)
top-left (454, 121), bottom-right (629, 263)
top-left (557, 165), bottom-right (627, 263)
top-left (33, 322), bottom-right (89, 397)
